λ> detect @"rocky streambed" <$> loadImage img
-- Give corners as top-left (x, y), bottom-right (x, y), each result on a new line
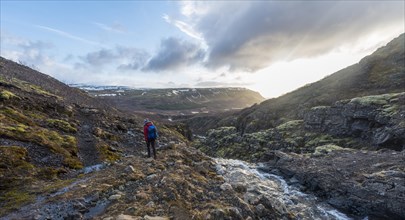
top-left (215, 158), bottom-right (352, 220)
top-left (260, 149), bottom-right (405, 219)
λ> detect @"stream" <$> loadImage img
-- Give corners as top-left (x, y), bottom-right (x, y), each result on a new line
top-left (215, 158), bottom-right (352, 220)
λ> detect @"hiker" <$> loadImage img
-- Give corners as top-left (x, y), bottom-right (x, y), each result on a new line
top-left (143, 118), bottom-right (158, 159)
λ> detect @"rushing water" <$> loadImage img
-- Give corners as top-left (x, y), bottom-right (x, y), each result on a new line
top-left (82, 163), bottom-right (105, 174)
top-left (215, 158), bottom-right (352, 220)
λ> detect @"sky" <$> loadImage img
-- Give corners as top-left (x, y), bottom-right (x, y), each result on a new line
top-left (1, 1), bottom-right (404, 98)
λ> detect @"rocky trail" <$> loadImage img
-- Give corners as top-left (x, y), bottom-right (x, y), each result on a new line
top-left (76, 116), bottom-right (100, 167)
top-left (2, 140), bottom-right (379, 220)
top-left (2, 142), bottom-right (248, 220)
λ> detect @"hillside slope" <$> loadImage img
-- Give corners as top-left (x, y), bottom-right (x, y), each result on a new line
top-left (217, 33), bottom-right (405, 133)
top-left (0, 57), bottom-right (114, 111)
top-left (0, 58), bottom-right (288, 219)
top-left (0, 58), bottom-right (152, 215)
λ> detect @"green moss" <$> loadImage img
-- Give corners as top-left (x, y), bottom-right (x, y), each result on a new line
top-left (0, 107), bottom-right (35, 126)
top-left (93, 127), bottom-right (120, 141)
top-left (63, 157), bottom-right (83, 169)
top-left (159, 125), bottom-right (188, 143)
top-left (0, 120), bottom-right (81, 169)
top-left (276, 120), bottom-right (303, 130)
top-left (0, 146), bottom-right (35, 172)
top-left (310, 106), bottom-right (330, 110)
top-left (0, 90), bottom-right (19, 100)
top-left (305, 134), bottom-right (334, 147)
top-left (36, 167), bottom-right (60, 180)
top-left (350, 92), bottom-right (403, 105)
top-left (26, 111), bottom-right (47, 120)
top-left (207, 127), bottom-right (237, 139)
top-left (381, 104), bottom-right (399, 117)
top-left (47, 119), bottom-right (77, 133)
top-left (0, 189), bottom-right (35, 216)
top-left (284, 137), bottom-right (299, 146)
top-left (98, 144), bottom-right (120, 162)
top-left (314, 144), bottom-right (352, 155)
top-left (1, 77), bottom-right (61, 99)
top-left (62, 135), bottom-right (77, 153)
top-left (0, 146), bottom-right (36, 191)
top-left (15, 124), bottom-right (28, 133)
top-left (245, 130), bottom-right (270, 144)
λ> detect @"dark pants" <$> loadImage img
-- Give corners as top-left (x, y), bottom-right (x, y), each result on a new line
top-left (146, 139), bottom-right (156, 159)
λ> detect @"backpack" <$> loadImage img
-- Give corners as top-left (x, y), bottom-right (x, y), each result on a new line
top-left (147, 124), bottom-right (157, 140)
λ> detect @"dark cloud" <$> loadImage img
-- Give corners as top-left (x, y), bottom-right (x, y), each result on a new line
top-left (181, 1), bottom-right (404, 72)
top-left (78, 46), bottom-right (150, 70)
top-left (116, 46), bottom-right (150, 71)
top-left (143, 37), bottom-right (205, 71)
top-left (83, 49), bottom-right (115, 66)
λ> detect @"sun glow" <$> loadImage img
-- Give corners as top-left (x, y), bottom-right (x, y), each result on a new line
top-left (247, 30), bottom-right (404, 99)
top-left (248, 52), bottom-right (365, 98)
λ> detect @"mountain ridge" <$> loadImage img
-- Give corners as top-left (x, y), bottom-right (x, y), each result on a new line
top-left (199, 33), bottom-right (405, 133)
top-left (0, 57), bottom-right (116, 112)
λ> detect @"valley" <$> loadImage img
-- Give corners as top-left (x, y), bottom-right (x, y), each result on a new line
top-left (74, 86), bottom-right (264, 124)
top-left (0, 32), bottom-right (404, 220)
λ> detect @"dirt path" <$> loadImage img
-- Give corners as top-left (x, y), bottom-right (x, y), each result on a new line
top-left (76, 114), bottom-right (100, 166)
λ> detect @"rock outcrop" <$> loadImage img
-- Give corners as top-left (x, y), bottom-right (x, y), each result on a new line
top-left (304, 92), bottom-right (405, 151)
top-left (195, 92), bottom-right (405, 219)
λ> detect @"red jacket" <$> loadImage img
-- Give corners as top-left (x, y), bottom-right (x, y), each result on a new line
top-left (143, 122), bottom-right (152, 141)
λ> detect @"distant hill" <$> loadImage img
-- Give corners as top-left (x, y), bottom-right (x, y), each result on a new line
top-left (1, 57), bottom-right (146, 214)
top-left (0, 57), bottom-right (115, 111)
top-left (77, 86), bottom-right (265, 115)
top-left (0, 57), bottom-right (145, 168)
top-left (209, 33), bottom-right (405, 133)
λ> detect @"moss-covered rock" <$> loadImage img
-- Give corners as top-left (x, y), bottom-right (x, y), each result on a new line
top-left (313, 144), bottom-right (352, 156)
top-left (46, 119), bottom-right (77, 133)
top-left (349, 92), bottom-right (403, 106)
top-left (0, 77), bottom-right (61, 99)
top-left (0, 90), bottom-right (19, 100)
top-left (97, 143), bottom-right (120, 162)
top-left (0, 189), bottom-right (35, 216)
top-left (276, 120), bottom-right (303, 130)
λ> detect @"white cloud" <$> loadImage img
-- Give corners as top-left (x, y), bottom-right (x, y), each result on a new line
top-left (93, 22), bottom-right (127, 33)
top-left (163, 14), bottom-right (204, 42)
top-left (36, 25), bottom-right (100, 46)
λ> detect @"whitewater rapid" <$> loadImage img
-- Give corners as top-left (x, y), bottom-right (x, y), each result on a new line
top-left (215, 158), bottom-right (352, 220)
